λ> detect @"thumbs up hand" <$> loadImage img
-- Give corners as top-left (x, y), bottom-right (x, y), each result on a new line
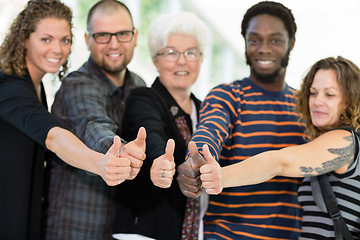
top-left (120, 127), bottom-right (147, 180)
top-left (188, 141), bottom-right (207, 169)
top-left (176, 141), bottom-right (206, 198)
top-left (150, 139), bottom-right (176, 188)
top-left (200, 144), bottom-right (223, 195)
top-left (101, 135), bottom-right (131, 186)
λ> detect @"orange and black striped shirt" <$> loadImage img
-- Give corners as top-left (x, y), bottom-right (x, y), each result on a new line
top-left (190, 78), bottom-right (306, 239)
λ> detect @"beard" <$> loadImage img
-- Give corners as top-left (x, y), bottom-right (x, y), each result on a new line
top-left (246, 48), bottom-right (291, 84)
top-left (102, 58), bottom-right (127, 74)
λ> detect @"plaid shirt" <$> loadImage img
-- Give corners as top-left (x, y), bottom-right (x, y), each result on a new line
top-left (44, 57), bottom-right (146, 240)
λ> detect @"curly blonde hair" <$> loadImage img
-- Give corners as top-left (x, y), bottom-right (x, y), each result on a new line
top-left (0, 0), bottom-right (73, 80)
top-left (296, 56), bottom-right (360, 140)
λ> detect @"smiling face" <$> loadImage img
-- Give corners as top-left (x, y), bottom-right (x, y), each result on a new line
top-left (153, 33), bottom-right (202, 94)
top-left (85, 7), bottom-right (137, 78)
top-left (245, 14), bottom-right (294, 85)
top-left (25, 17), bottom-right (71, 82)
top-left (309, 69), bottom-right (344, 129)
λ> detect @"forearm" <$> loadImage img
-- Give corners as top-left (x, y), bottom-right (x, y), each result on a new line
top-left (222, 150), bottom-right (283, 188)
top-left (190, 88), bottom-right (234, 161)
top-left (84, 122), bottom-right (117, 154)
top-left (45, 126), bottom-right (103, 175)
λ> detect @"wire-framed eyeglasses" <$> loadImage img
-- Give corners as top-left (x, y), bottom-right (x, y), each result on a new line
top-left (90, 30), bottom-right (135, 44)
top-left (156, 48), bottom-right (202, 62)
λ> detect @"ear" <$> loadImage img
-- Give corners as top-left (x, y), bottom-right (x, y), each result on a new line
top-left (199, 54), bottom-right (204, 64)
top-left (152, 56), bottom-right (159, 71)
top-left (85, 33), bottom-right (91, 51)
top-left (289, 37), bottom-right (295, 51)
top-left (133, 29), bottom-right (139, 47)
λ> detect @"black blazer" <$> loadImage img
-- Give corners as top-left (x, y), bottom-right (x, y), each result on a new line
top-left (113, 78), bottom-right (201, 240)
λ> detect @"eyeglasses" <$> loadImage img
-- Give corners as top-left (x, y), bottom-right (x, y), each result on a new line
top-left (156, 49), bottom-right (202, 62)
top-left (90, 30), bottom-right (135, 44)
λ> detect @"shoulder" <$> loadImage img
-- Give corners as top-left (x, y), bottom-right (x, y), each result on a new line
top-left (64, 69), bottom-right (98, 85)
top-left (204, 79), bottom-right (247, 103)
top-left (191, 93), bottom-right (202, 106)
top-left (0, 72), bottom-right (35, 97)
top-left (210, 78), bottom-right (248, 93)
top-left (127, 70), bottom-right (147, 87)
top-left (62, 60), bottom-right (103, 86)
top-left (315, 129), bottom-right (353, 145)
top-left (0, 71), bottom-right (29, 86)
top-left (58, 70), bottom-right (103, 95)
top-left (53, 75), bottom-right (107, 107)
top-left (127, 86), bottom-right (156, 101)
top-left (285, 84), bottom-right (298, 96)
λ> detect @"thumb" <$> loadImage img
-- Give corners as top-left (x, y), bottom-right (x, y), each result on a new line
top-left (108, 135), bottom-right (121, 157)
top-left (134, 127), bottom-right (146, 150)
top-left (165, 139), bottom-right (175, 162)
top-left (203, 144), bottom-right (216, 164)
top-left (188, 141), bottom-right (206, 169)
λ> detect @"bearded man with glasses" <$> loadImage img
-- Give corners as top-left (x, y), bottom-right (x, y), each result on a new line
top-left (44, 1), bottom-right (146, 239)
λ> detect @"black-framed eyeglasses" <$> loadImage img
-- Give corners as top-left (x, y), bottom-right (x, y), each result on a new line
top-left (90, 30), bottom-right (135, 44)
top-left (156, 48), bottom-right (202, 62)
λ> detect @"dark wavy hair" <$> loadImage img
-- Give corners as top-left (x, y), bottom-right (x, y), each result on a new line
top-left (241, 1), bottom-right (297, 41)
top-left (296, 56), bottom-right (360, 140)
top-left (0, 0), bottom-right (73, 80)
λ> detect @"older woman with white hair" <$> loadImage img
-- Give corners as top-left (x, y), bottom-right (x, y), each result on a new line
top-left (112, 11), bottom-right (210, 240)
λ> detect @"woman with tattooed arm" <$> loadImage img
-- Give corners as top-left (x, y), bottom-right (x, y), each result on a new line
top-left (199, 56), bottom-right (360, 239)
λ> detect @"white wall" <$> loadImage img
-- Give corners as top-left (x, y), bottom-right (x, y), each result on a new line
top-left (1, 0), bottom-right (360, 103)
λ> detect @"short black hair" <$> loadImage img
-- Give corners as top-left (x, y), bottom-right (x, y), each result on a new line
top-left (87, 0), bottom-right (133, 31)
top-left (241, 1), bottom-right (297, 40)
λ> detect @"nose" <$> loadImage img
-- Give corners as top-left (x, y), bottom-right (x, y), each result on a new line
top-left (108, 35), bottom-right (120, 48)
top-left (258, 41), bottom-right (271, 54)
top-left (51, 41), bottom-right (62, 54)
top-left (177, 53), bottom-right (187, 64)
top-left (313, 93), bottom-right (325, 106)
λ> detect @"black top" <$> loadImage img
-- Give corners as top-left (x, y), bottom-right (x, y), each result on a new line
top-left (113, 78), bottom-right (201, 240)
top-left (0, 71), bottom-right (58, 239)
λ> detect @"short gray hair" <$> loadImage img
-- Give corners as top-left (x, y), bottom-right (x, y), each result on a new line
top-left (147, 11), bottom-right (210, 58)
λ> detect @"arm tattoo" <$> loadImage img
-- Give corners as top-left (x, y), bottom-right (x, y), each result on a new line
top-left (300, 135), bottom-right (355, 176)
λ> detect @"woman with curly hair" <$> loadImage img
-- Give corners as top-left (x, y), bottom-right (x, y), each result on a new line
top-left (198, 56), bottom-right (360, 238)
top-left (0, 1), bottom-right (146, 239)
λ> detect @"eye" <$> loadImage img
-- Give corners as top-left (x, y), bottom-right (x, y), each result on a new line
top-left (185, 50), bottom-right (200, 59)
top-left (271, 39), bottom-right (281, 45)
top-left (97, 33), bottom-right (108, 37)
top-left (41, 38), bottom-right (50, 43)
top-left (247, 38), bottom-right (258, 45)
top-left (94, 32), bottom-right (110, 40)
top-left (118, 31), bottom-right (131, 36)
top-left (62, 38), bottom-right (71, 44)
top-left (167, 50), bottom-right (178, 56)
top-left (271, 38), bottom-right (284, 45)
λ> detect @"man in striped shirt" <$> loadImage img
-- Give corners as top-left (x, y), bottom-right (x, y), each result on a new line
top-left (177, 1), bottom-right (306, 239)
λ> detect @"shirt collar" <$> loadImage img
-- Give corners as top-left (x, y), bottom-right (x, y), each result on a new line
top-left (86, 56), bottom-right (128, 96)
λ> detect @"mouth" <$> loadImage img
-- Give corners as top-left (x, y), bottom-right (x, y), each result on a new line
top-left (174, 71), bottom-right (189, 76)
top-left (256, 59), bottom-right (275, 66)
top-left (108, 53), bottom-right (121, 57)
top-left (312, 110), bottom-right (327, 117)
top-left (106, 53), bottom-right (122, 60)
top-left (46, 57), bottom-right (61, 63)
